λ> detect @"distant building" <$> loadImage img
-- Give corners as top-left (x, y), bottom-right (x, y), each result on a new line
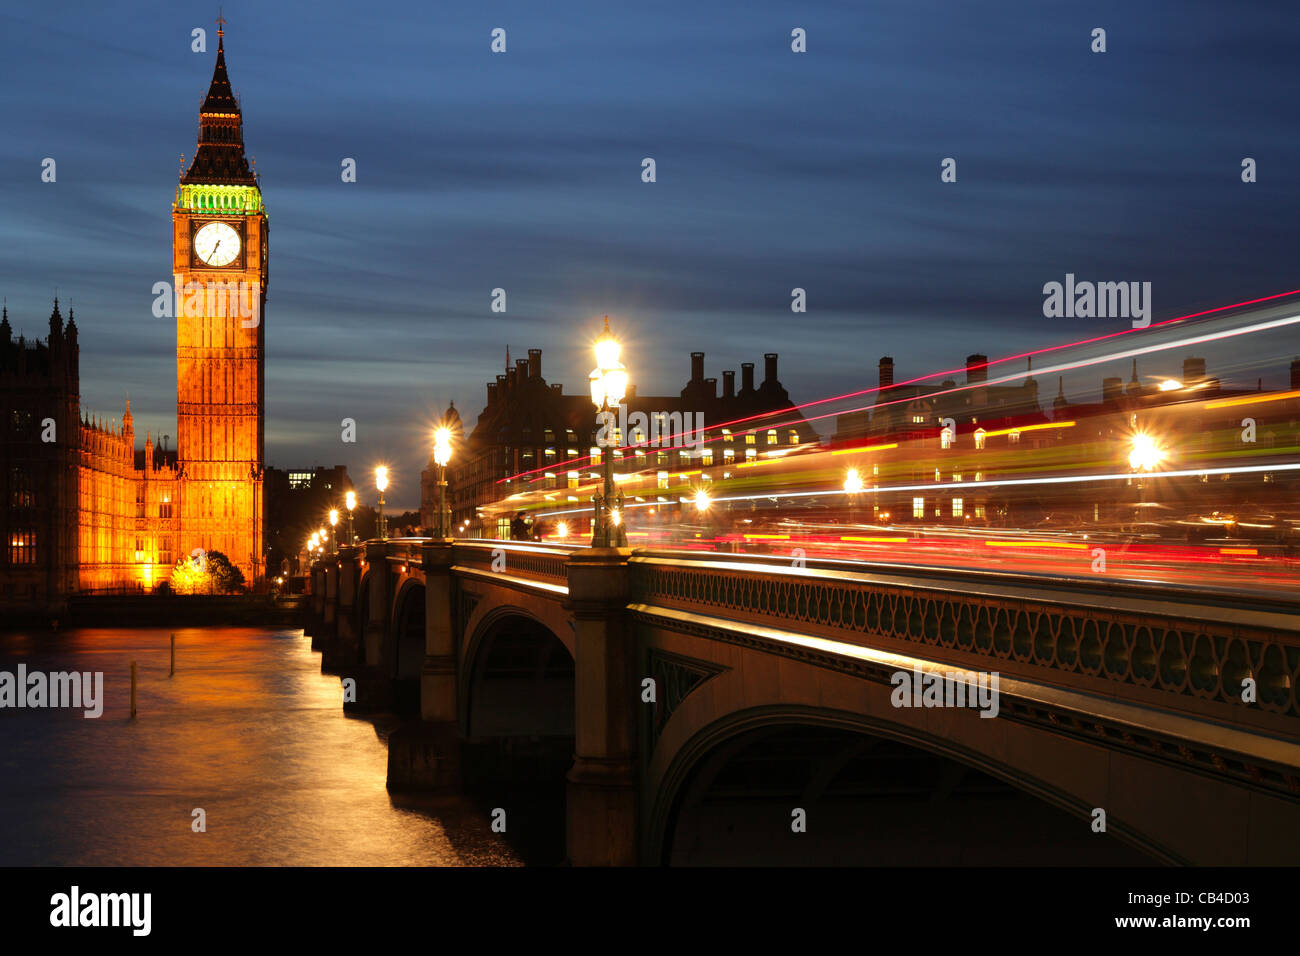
top-left (443, 347), bottom-right (818, 537)
top-left (264, 466), bottom-right (354, 574)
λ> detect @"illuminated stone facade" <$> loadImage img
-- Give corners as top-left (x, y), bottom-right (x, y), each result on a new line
top-left (0, 301), bottom-right (179, 606)
top-left (0, 30), bottom-right (264, 610)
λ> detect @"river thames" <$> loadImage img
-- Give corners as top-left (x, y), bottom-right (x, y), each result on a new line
top-left (0, 626), bottom-right (521, 866)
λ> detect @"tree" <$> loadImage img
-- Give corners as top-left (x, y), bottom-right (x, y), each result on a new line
top-left (170, 549), bottom-right (246, 594)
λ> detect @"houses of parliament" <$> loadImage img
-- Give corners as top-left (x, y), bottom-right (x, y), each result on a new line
top-left (0, 27), bottom-right (267, 610)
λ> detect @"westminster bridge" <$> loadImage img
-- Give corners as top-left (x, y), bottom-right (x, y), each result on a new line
top-left (303, 538), bottom-right (1300, 866)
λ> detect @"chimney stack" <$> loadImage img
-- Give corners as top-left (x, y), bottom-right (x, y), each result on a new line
top-left (879, 357), bottom-right (894, 390)
top-left (703, 376), bottom-right (717, 400)
top-left (528, 348), bottom-right (542, 380)
top-left (1103, 377), bottom-right (1123, 403)
top-left (1291, 357), bottom-right (1300, 391)
top-left (691, 351), bottom-right (705, 383)
top-left (966, 354), bottom-right (988, 385)
top-left (1183, 356), bottom-right (1206, 386)
top-left (722, 370), bottom-right (735, 399)
top-left (764, 353), bottom-right (778, 385)
top-left (741, 362), bottom-right (755, 393)
top-left (487, 382), bottom-right (499, 406)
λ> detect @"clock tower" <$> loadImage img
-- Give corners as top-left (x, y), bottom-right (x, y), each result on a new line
top-left (172, 22), bottom-right (267, 586)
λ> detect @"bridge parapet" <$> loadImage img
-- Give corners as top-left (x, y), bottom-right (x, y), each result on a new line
top-left (627, 550), bottom-right (1300, 738)
top-left (450, 540), bottom-right (575, 590)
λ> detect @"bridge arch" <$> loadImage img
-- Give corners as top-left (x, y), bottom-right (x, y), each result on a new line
top-left (355, 570), bottom-right (371, 649)
top-left (391, 578), bottom-right (426, 713)
top-left (647, 704), bottom-right (1170, 866)
top-left (460, 606), bottom-right (575, 739)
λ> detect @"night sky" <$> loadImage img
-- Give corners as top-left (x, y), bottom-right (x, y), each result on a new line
top-left (2, 1), bottom-right (1298, 508)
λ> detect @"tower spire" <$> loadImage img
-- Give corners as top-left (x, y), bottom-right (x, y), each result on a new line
top-left (182, 14), bottom-right (255, 186)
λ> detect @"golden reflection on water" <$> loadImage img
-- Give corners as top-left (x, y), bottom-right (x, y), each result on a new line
top-left (0, 627), bottom-right (521, 866)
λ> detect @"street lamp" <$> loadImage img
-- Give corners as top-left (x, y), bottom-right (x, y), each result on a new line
top-left (1129, 432), bottom-right (1164, 472)
top-left (589, 316), bottom-right (629, 548)
top-left (344, 490), bottom-right (356, 546)
top-left (844, 467), bottom-right (864, 524)
top-left (1128, 430), bottom-right (1165, 517)
top-left (375, 466), bottom-right (389, 540)
top-left (329, 509), bottom-right (339, 556)
top-left (433, 426), bottom-right (452, 538)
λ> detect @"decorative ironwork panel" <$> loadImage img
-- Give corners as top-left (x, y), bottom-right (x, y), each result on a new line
top-left (630, 562), bottom-right (1300, 723)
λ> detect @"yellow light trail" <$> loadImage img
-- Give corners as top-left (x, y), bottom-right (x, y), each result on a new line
top-left (831, 442), bottom-right (898, 456)
top-left (980, 421), bottom-right (1076, 438)
top-left (841, 536), bottom-right (909, 543)
top-left (985, 541), bottom-right (1088, 549)
top-left (1205, 389), bottom-right (1300, 409)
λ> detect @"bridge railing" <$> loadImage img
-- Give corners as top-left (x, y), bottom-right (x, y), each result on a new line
top-left (452, 540), bottom-right (576, 588)
top-left (374, 537), bottom-right (577, 589)
top-left (626, 548), bottom-right (1300, 734)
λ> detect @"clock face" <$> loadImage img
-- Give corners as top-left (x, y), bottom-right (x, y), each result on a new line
top-left (193, 221), bottom-right (241, 267)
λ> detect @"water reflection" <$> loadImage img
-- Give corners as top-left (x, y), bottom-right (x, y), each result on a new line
top-left (0, 626), bottom-right (521, 866)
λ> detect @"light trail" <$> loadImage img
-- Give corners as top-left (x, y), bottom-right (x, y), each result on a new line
top-left (495, 288), bottom-right (1300, 484)
top-left (530, 461), bottom-right (1300, 517)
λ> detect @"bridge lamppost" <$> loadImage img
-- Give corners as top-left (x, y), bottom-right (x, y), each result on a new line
top-left (344, 490), bottom-right (356, 546)
top-left (588, 317), bottom-right (629, 548)
top-left (844, 467), bottom-right (863, 524)
top-left (375, 466), bottom-right (389, 540)
top-left (433, 426), bottom-right (452, 539)
top-left (694, 486), bottom-right (715, 541)
top-left (1128, 431), bottom-right (1165, 518)
top-left (328, 509), bottom-right (339, 556)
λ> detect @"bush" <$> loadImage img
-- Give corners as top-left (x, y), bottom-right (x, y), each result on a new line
top-left (170, 549), bottom-right (247, 594)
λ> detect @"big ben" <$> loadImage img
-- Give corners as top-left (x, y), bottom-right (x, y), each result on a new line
top-left (172, 21), bottom-right (266, 586)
